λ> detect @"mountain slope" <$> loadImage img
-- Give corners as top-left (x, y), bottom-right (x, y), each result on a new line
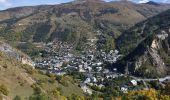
top-left (0, 1), bottom-right (169, 49)
top-left (0, 41), bottom-right (83, 99)
top-left (117, 9), bottom-right (170, 55)
top-left (115, 9), bottom-right (170, 78)
top-left (0, 52), bottom-right (34, 99)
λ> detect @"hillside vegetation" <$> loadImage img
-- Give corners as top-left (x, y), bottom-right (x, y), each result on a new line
top-left (115, 9), bottom-right (170, 78)
top-left (0, 0), bottom-right (169, 53)
top-left (0, 51), bottom-right (84, 99)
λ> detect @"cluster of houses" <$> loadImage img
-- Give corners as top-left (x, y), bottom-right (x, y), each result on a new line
top-left (33, 35), bottom-right (170, 95)
top-left (35, 41), bottom-right (122, 75)
top-left (33, 31), bottom-right (153, 95)
top-left (34, 39), bottom-right (126, 94)
top-left (120, 79), bottom-right (138, 93)
top-left (81, 73), bottom-right (141, 94)
top-left (35, 36), bottom-right (122, 68)
top-left (33, 29), bottom-right (132, 95)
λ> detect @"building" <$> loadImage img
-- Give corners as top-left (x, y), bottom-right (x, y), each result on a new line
top-left (121, 87), bottom-right (128, 93)
top-left (130, 80), bottom-right (138, 86)
top-left (80, 83), bottom-right (92, 95)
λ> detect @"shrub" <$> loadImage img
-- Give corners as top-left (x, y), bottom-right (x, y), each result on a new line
top-left (60, 79), bottom-right (68, 87)
top-left (68, 94), bottom-right (85, 100)
top-left (37, 78), bottom-right (48, 86)
top-left (31, 84), bottom-right (42, 95)
top-left (22, 65), bottom-right (35, 75)
top-left (33, 86), bottom-right (42, 95)
top-left (121, 89), bottom-right (170, 100)
top-left (2, 64), bottom-right (7, 68)
top-left (13, 95), bottom-right (21, 100)
top-left (49, 76), bottom-right (56, 84)
top-left (56, 75), bottom-right (62, 82)
top-left (0, 95), bottom-right (2, 100)
top-left (0, 84), bottom-right (9, 96)
top-left (29, 94), bottom-right (48, 100)
top-left (49, 89), bottom-right (60, 98)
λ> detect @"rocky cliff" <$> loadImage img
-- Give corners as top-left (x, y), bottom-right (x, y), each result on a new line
top-left (0, 41), bottom-right (35, 67)
top-left (115, 9), bottom-right (170, 78)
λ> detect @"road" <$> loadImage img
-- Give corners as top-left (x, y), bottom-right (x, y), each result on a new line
top-left (81, 71), bottom-right (170, 89)
top-left (81, 71), bottom-right (170, 83)
top-left (131, 76), bottom-right (170, 82)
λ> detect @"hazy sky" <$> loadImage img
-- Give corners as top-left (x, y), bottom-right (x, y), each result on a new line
top-left (0, 0), bottom-right (169, 10)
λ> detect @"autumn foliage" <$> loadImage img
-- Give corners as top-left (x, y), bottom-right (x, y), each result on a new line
top-left (113, 89), bottom-right (170, 100)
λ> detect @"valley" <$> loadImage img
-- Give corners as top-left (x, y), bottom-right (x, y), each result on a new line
top-left (0, 0), bottom-right (170, 100)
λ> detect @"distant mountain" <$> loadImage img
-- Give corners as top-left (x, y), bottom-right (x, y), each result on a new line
top-left (145, 1), bottom-right (160, 6)
top-left (115, 9), bottom-right (170, 78)
top-left (0, 1), bottom-right (169, 49)
top-left (0, 0), bottom-right (169, 60)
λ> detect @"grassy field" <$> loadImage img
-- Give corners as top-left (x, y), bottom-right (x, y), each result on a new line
top-left (32, 72), bottom-right (84, 97)
top-left (0, 52), bottom-right (84, 99)
top-left (0, 52), bottom-right (34, 99)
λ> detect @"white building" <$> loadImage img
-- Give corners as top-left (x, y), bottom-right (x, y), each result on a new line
top-left (81, 84), bottom-right (92, 95)
top-left (92, 77), bottom-right (97, 83)
top-left (130, 80), bottom-right (137, 86)
top-left (121, 87), bottom-right (128, 93)
top-left (84, 78), bottom-right (91, 84)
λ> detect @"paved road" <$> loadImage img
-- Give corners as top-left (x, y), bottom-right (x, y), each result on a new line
top-left (131, 76), bottom-right (170, 82)
top-left (129, 75), bottom-right (170, 89)
top-left (81, 71), bottom-right (170, 83)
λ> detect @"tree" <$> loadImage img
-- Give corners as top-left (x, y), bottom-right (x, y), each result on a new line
top-left (13, 95), bottom-right (21, 100)
top-left (49, 75), bottom-right (56, 84)
top-left (29, 94), bottom-right (48, 100)
top-left (49, 89), bottom-right (60, 98)
top-left (34, 87), bottom-right (42, 95)
top-left (0, 84), bottom-right (9, 96)
top-left (56, 75), bottom-right (62, 82)
top-left (104, 36), bottom-right (115, 52)
top-left (161, 82), bottom-right (170, 95)
top-left (68, 94), bottom-right (85, 100)
top-left (117, 89), bottom-right (170, 100)
top-left (0, 95), bottom-right (3, 100)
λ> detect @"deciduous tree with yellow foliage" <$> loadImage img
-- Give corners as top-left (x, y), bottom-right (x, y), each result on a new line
top-left (112, 89), bottom-right (170, 100)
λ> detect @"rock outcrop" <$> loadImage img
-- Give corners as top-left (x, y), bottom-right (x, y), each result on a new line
top-left (115, 9), bottom-right (170, 78)
top-left (0, 41), bottom-right (35, 67)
